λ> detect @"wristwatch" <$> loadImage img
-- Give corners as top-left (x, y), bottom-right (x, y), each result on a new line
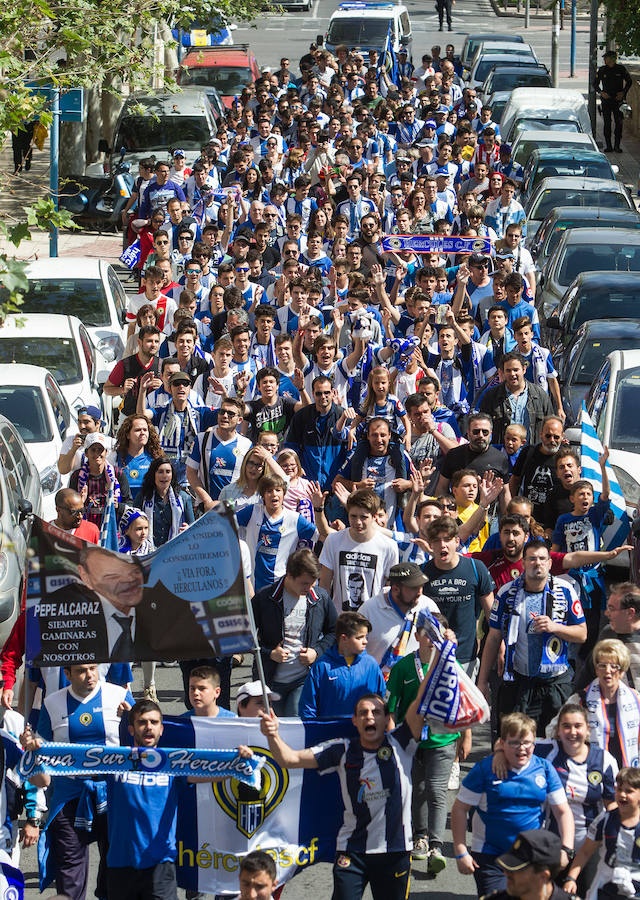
top-left (561, 845), bottom-right (576, 861)
top-left (25, 817), bottom-right (42, 828)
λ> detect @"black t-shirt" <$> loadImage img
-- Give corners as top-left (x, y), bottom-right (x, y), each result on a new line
top-left (541, 483), bottom-right (573, 532)
top-left (440, 443), bottom-right (510, 482)
top-left (422, 556), bottom-right (494, 662)
top-left (245, 396), bottom-right (297, 443)
top-left (513, 444), bottom-right (560, 522)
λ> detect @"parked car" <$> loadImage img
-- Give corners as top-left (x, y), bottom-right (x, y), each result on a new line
top-left (511, 130), bottom-right (597, 167)
top-left (557, 320), bottom-right (640, 425)
top-left (22, 258), bottom-right (127, 382)
top-left (500, 87), bottom-right (592, 143)
top-left (323, 3), bottom-right (412, 57)
top-left (524, 177), bottom-right (635, 244)
top-left (530, 206), bottom-right (640, 269)
top-left (466, 52), bottom-right (538, 89)
top-left (566, 349), bottom-right (640, 519)
top-left (519, 148), bottom-right (618, 207)
top-left (478, 65), bottom-right (550, 103)
top-left (468, 40), bottom-right (537, 76)
top-left (178, 45), bottom-right (260, 109)
top-left (0, 314), bottom-right (108, 426)
top-left (0, 413), bottom-right (43, 646)
top-left (0, 365), bottom-right (76, 519)
top-left (544, 268), bottom-right (640, 351)
top-left (460, 32), bottom-right (524, 73)
top-left (482, 91), bottom-right (510, 124)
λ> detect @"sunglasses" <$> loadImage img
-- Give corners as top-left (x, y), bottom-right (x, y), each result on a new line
top-left (186, 269), bottom-right (200, 274)
top-left (235, 267), bottom-right (249, 272)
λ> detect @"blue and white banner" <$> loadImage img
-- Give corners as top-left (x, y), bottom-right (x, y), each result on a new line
top-left (157, 716), bottom-right (353, 895)
top-left (19, 742), bottom-right (264, 787)
top-left (580, 403), bottom-right (630, 550)
top-left (120, 239), bottom-right (141, 270)
top-left (382, 234), bottom-right (492, 255)
top-left (0, 856), bottom-right (23, 900)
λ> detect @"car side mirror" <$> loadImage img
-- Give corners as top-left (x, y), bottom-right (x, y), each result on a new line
top-left (18, 499), bottom-right (33, 523)
top-left (316, 34), bottom-right (324, 46)
top-left (546, 315), bottom-right (560, 330)
top-left (563, 427), bottom-right (581, 445)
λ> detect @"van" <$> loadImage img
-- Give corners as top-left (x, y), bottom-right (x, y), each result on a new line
top-left (500, 87), bottom-right (592, 143)
top-left (107, 90), bottom-right (217, 170)
top-left (322, 2), bottom-right (412, 59)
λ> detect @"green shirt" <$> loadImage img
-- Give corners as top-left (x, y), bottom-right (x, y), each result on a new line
top-left (386, 651), bottom-right (460, 749)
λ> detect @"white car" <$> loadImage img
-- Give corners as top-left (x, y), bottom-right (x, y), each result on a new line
top-left (22, 257), bottom-right (128, 383)
top-left (0, 413), bottom-right (43, 647)
top-left (565, 348), bottom-right (640, 570)
top-left (0, 365), bottom-right (76, 520)
top-left (323, 2), bottom-right (412, 58)
top-left (0, 314), bottom-right (109, 429)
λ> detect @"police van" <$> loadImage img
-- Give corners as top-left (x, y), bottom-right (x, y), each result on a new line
top-left (321, 2), bottom-right (412, 60)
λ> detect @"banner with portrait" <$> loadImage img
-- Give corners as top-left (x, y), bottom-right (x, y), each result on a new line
top-left (25, 506), bottom-right (254, 667)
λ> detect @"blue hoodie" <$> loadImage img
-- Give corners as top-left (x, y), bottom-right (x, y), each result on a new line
top-left (298, 644), bottom-right (386, 719)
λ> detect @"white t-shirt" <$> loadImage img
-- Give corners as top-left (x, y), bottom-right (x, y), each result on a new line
top-left (360, 588), bottom-right (438, 663)
top-left (319, 528), bottom-right (398, 613)
top-left (60, 433), bottom-right (116, 472)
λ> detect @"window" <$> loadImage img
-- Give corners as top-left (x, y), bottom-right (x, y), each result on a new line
top-left (326, 17), bottom-right (393, 45)
top-left (0, 425), bottom-right (31, 500)
top-left (21, 278), bottom-right (110, 326)
top-left (46, 377), bottom-right (71, 441)
top-left (0, 338), bottom-right (81, 385)
top-left (107, 268), bottom-right (128, 322)
top-left (0, 387), bottom-right (52, 443)
top-left (78, 326), bottom-right (96, 384)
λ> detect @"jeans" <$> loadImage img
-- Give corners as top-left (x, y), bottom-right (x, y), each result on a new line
top-left (411, 741), bottom-right (457, 845)
top-left (271, 678), bottom-right (306, 716)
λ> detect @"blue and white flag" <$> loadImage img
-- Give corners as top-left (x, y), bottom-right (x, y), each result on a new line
top-left (99, 485), bottom-right (119, 551)
top-left (120, 239), bottom-right (141, 270)
top-left (0, 857), bottom-right (23, 900)
top-left (580, 403), bottom-right (630, 550)
top-left (157, 716), bottom-right (353, 896)
top-left (19, 741), bottom-right (263, 788)
top-left (382, 234), bottom-right (492, 255)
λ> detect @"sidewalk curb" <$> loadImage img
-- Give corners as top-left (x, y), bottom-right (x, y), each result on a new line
top-left (487, 0), bottom-right (589, 19)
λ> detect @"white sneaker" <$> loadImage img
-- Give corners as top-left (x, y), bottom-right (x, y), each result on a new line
top-left (448, 759), bottom-right (460, 790)
top-left (411, 837), bottom-right (429, 860)
top-left (143, 684), bottom-right (158, 702)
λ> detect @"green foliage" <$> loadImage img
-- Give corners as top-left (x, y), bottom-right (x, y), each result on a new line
top-left (601, 0), bottom-right (640, 57)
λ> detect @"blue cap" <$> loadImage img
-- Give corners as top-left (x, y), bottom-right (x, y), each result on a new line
top-left (77, 405), bottom-right (102, 421)
top-left (436, 105), bottom-right (449, 114)
top-left (173, 149), bottom-right (185, 157)
top-left (425, 119), bottom-right (437, 129)
top-left (435, 166), bottom-right (450, 176)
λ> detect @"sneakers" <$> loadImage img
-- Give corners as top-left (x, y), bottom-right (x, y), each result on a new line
top-left (448, 759), bottom-right (460, 790)
top-left (412, 837), bottom-right (429, 860)
top-left (428, 847), bottom-right (447, 874)
top-left (143, 684), bottom-right (158, 702)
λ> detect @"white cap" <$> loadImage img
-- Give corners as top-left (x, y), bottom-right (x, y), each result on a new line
top-left (236, 680), bottom-right (280, 709)
top-left (83, 433), bottom-right (109, 451)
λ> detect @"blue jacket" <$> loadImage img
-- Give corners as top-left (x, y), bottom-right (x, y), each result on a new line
top-left (298, 644), bottom-right (385, 719)
top-left (285, 402), bottom-right (347, 492)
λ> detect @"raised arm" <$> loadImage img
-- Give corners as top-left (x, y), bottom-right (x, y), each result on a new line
top-left (259, 709), bottom-right (319, 768)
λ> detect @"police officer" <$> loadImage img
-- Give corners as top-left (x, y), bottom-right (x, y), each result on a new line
top-left (596, 50), bottom-right (632, 153)
top-left (482, 829), bottom-right (574, 900)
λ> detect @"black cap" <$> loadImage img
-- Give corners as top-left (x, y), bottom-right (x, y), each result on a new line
top-left (497, 831), bottom-right (563, 872)
top-left (469, 252), bottom-right (490, 265)
top-left (388, 563), bottom-right (428, 588)
top-left (169, 372), bottom-right (191, 386)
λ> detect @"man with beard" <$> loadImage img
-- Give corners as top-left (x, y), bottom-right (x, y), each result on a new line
top-left (509, 416), bottom-right (564, 522)
top-left (436, 413), bottom-right (510, 502)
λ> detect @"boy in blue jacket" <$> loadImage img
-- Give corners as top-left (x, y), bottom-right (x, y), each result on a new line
top-left (298, 611), bottom-right (385, 719)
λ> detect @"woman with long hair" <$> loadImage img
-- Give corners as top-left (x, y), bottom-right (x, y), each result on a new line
top-left (218, 445), bottom-right (288, 511)
top-left (133, 456), bottom-right (195, 701)
top-left (309, 206), bottom-right (334, 246)
top-left (115, 415), bottom-right (163, 495)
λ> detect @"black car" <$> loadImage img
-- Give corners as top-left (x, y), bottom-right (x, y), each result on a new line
top-left (556, 319), bottom-right (640, 424)
top-left (546, 271), bottom-right (640, 358)
top-left (529, 206), bottom-right (640, 268)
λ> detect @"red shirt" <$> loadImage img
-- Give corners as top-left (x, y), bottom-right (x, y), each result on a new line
top-left (472, 549), bottom-right (567, 590)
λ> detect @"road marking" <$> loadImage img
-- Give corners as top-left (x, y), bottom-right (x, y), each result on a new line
top-left (312, 0), bottom-right (320, 18)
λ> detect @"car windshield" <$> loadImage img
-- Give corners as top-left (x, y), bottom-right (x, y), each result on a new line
top-left (21, 278), bottom-right (110, 327)
top-left (561, 246), bottom-right (640, 287)
top-left (0, 338), bottom-right (81, 385)
top-left (515, 118), bottom-right (579, 134)
top-left (610, 367), bottom-right (640, 450)
top-left (327, 17), bottom-right (392, 45)
top-left (574, 338), bottom-right (640, 385)
top-left (568, 286), bottom-right (640, 330)
top-left (514, 140), bottom-right (587, 165)
top-left (181, 65), bottom-right (251, 94)
top-left (533, 159), bottom-right (612, 185)
top-left (547, 219), bottom-right (640, 257)
top-left (115, 115), bottom-right (211, 151)
top-left (492, 100), bottom-right (507, 123)
top-left (0, 386), bottom-right (52, 443)
top-left (490, 72), bottom-right (550, 92)
top-left (531, 188), bottom-right (630, 221)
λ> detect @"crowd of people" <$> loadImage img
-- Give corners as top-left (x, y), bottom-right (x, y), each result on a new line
top-left (1, 34), bottom-right (639, 900)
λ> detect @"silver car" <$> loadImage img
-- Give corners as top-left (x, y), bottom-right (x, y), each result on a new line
top-left (0, 414), bottom-right (43, 647)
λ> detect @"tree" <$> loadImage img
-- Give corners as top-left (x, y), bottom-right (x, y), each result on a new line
top-left (600, 0), bottom-right (640, 57)
top-left (0, 0), bottom-right (271, 315)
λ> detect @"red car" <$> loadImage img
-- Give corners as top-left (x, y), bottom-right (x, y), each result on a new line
top-left (178, 45), bottom-right (261, 109)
